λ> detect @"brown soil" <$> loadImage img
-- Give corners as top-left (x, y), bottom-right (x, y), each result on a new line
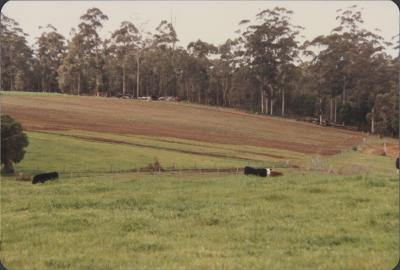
top-left (1, 95), bottom-right (363, 155)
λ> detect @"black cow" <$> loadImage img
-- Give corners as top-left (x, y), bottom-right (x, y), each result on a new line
top-left (244, 166), bottom-right (270, 177)
top-left (32, 172), bottom-right (59, 184)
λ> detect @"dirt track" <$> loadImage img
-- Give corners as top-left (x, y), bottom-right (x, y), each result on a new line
top-left (1, 95), bottom-right (363, 155)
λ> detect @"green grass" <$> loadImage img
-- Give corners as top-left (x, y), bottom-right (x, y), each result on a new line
top-left (57, 129), bottom-right (308, 162)
top-left (1, 130), bottom-right (399, 269)
top-left (14, 131), bottom-right (293, 174)
top-left (1, 171), bottom-right (398, 270)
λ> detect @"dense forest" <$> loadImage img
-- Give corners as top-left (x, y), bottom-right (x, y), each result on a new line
top-left (1, 6), bottom-right (399, 136)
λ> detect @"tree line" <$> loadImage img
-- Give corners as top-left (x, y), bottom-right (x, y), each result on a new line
top-left (1, 6), bottom-right (398, 136)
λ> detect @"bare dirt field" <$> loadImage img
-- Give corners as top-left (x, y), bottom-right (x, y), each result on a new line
top-left (1, 95), bottom-right (363, 155)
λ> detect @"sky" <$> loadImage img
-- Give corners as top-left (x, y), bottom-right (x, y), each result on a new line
top-left (2, 1), bottom-right (399, 56)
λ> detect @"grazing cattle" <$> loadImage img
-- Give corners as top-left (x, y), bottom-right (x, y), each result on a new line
top-left (244, 166), bottom-right (268, 177)
top-left (244, 166), bottom-right (283, 177)
top-left (32, 172), bottom-right (59, 184)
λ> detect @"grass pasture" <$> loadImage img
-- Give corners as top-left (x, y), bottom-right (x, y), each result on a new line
top-left (14, 130), bottom-right (296, 174)
top-left (2, 171), bottom-right (398, 270)
top-left (1, 93), bottom-right (399, 269)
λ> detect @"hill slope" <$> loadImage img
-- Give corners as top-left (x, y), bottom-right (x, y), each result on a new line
top-left (1, 95), bottom-right (362, 155)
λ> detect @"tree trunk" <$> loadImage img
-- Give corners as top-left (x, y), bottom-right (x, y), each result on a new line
top-left (1, 160), bottom-right (14, 174)
top-left (216, 82), bottom-right (220, 106)
top-left (96, 73), bottom-right (100, 96)
top-left (330, 97), bottom-right (333, 122)
top-left (281, 88), bottom-right (285, 117)
top-left (371, 107), bottom-right (375, 134)
top-left (186, 81), bottom-right (189, 101)
top-left (10, 72), bottom-right (14, 91)
top-left (269, 84), bottom-right (274, 115)
top-left (319, 96), bottom-right (323, 125)
top-left (261, 90), bottom-right (264, 113)
top-left (146, 77), bottom-right (149, 96)
top-left (42, 71), bottom-right (46, 92)
top-left (334, 97), bottom-right (337, 123)
top-left (270, 98), bottom-right (274, 115)
top-left (221, 77), bottom-right (226, 106)
top-left (78, 73), bottom-right (81, 96)
top-left (122, 60), bottom-right (126, 96)
top-left (198, 88), bottom-right (201, 104)
top-left (108, 76), bottom-right (112, 97)
top-left (95, 49), bottom-right (101, 96)
top-left (342, 75), bottom-right (347, 105)
top-left (136, 53), bottom-right (140, 98)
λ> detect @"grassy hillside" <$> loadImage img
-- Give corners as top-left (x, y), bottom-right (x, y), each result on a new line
top-left (1, 93), bottom-right (398, 269)
top-left (15, 130), bottom-right (294, 174)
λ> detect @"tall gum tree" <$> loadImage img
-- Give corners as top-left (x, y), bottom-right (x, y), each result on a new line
top-left (111, 21), bottom-right (139, 96)
top-left (152, 20), bottom-right (179, 96)
top-left (78, 8), bottom-right (109, 96)
top-left (306, 5), bottom-right (392, 129)
top-left (58, 28), bottom-right (85, 95)
top-left (0, 14), bottom-right (33, 91)
top-left (240, 7), bottom-right (301, 115)
top-left (36, 24), bottom-right (65, 92)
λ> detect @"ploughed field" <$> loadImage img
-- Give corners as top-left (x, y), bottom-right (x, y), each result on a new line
top-left (1, 94), bottom-right (363, 155)
top-left (1, 92), bottom-right (398, 270)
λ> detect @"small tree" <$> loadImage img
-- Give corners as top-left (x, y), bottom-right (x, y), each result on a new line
top-left (1, 115), bottom-right (29, 174)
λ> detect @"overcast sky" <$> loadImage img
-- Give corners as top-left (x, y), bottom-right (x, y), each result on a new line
top-left (2, 1), bottom-right (399, 56)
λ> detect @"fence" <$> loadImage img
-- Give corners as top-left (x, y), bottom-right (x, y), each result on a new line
top-left (14, 161), bottom-right (292, 179)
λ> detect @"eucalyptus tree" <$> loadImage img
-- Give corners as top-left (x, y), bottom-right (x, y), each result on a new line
top-left (212, 39), bottom-right (239, 106)
top-left (111, 21), bottom-right (139, 95)
top-left (134, 25), bottom-right (152, 97)
top-left (151, 20), bottom-right (179, 96)
top-left (78, 8), bottom-right (109, 96)
top-left (239, 7), bottom-right (301, 115)
top-left (153, 20), bottom-right (178, 50)
top-left (306, 5), bottom-right (391, 129)
top-left (36, 24), bottom-right (65, 92)
top-left (0, 14), bottom-right (33, 91)
top-left (187, 39), bottom-right (217, 103)
top-left (101, 38), bottom-right (120, 96)
top-left (58, 28), bottom-right (85, 94)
